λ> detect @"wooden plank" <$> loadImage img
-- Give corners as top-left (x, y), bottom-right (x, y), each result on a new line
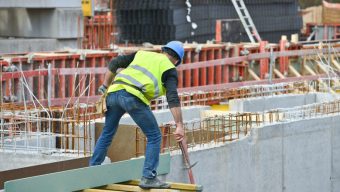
top-left (103, 184), bottom-right (180, 192)
top-left (83, 189), bottom-right (121, 192)
top-left (4, 153), bottom-right (170, 192)
top-left (121, 180), bottom-right (203, 191)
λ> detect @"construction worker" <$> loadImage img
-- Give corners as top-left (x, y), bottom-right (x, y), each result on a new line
top-left (90, 41), bottom-right (185, 189)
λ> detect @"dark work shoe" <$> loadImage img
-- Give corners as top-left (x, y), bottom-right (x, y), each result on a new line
top-left (139, 177), bottom-right (171, 189)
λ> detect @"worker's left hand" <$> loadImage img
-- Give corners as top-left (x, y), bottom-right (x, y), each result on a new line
top-left (173, 124), bottom-right (184, 142)
top-left (98, 84), bottom-right (108, 95)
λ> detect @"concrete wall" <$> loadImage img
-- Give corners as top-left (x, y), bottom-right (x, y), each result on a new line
top-left (229, 93), bottom-right (338, 112)
top-left (163, 114), bottom-right (340, 192)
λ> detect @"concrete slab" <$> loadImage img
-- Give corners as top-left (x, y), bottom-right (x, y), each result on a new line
top-left (229, 93), bottom-right (336, 112)
top-left (0, 38), bottom-right (78, 54)
top-left (0, 8), bottom-right (83, 38)
top-left (0, 0), bottom-right (81, 8)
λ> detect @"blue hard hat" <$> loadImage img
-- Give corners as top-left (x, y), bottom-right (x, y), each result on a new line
top-left (162, 41), bottom-right (184, 66)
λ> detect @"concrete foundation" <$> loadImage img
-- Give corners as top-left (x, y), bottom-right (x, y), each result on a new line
top-left (164, 114), bottom-right (340, 192)
top-left (229, 93), bottom-right (339, 112)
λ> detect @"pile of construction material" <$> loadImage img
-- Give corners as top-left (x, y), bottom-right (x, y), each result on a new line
top-left (0, 0), bottom-right (82, 54)
top-left (322, 1), bottom-right (340, 24)
top-left (114, 0), bottom-right (302, 44)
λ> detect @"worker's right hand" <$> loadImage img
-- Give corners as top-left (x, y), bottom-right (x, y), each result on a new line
top-left (98, 84), bottom-right (108, 95)
top-left (173, 123), bottom-right (184, 142)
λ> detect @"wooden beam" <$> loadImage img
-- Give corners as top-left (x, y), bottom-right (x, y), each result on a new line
top-left (4, 153), bottom-right (170, 192)
top-left (332, 58), bottom-right (340, 70)
top-left (304, 65), bottom-right (317, 75)
top-left (248, 69), bottom-right (261, 80)
top-left (273, 69), bottom-right (285, 79)
top-left (289, 65), bottom-right (301, 77)
top-left (102, 184), bottom-right (181, 192)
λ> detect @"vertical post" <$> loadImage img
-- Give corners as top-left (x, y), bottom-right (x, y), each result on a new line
top-left (193, 51), bottom-right (199, 87)
top-left (328, 42), bottom-right (331, 92)
top-left (0, 64), bottom-right (3, 147)
top-left (68, 59), bottom-right (76, 97)
top-left (48, 63), bottom-right (52, 107)
top-left (51, 60), bottom-right (55, 100)
top-left (279, 38), bottom-right (288, 75)
top-left (269, 47), bottom-right (275, 84)
top-left (259, 41), bottom-right (269, 79)
top-left (59, 59), bottom-right (66, 99)
top-left (199, 50), bottom-right (207, 86)
top-left (39, 60), bottom-right (45, 99)
top-left (90, 57), bottom-right (96, 96)
top-left (216, 48), bottom-right (222, 84)
top-left (184, 51), bottom-right (191, 88)
top-left (216, 20), bottom-right (222, 44)
top-left (208, 49), bottom-right (214, 85)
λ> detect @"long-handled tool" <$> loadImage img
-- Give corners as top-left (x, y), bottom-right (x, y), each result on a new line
top-left (178, 138), bottom-right (197, 184)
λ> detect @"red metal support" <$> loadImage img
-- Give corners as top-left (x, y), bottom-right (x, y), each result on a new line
top-left (199, 50), bottom-right (207, 86)
top-left (259, 41), bottom-right (269, 79)
top-left (79, 60), bottom-right (86, 97)
top-left (207, 49), bottom-right (214, 85)
top-left (50, 60), bottom-right (56, 99)
top-left (193, 51), bottom-right (200, 87)
top-left (59, 59), bottom-right (66, 99)
top-left (38, 60), bottom-right (45, 99)
top-left (178, 68), bottom-right (183, 88)
top-left (90, 57), bottom-right (96, 96)
top-left (184, 51), bottom-right (192, 87)
top-left (215, 48), bottom-right (222, 84)
top-left (215, 20), bottom-right (222, 44)
top-left (99, 56), bottom-right (106, 85)
top-left (68, 59), bottom-right (76, 97)
top-left (279, 39), bottom-right (289, 75)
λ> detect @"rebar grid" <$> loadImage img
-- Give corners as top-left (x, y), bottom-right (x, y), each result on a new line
top-left (149, 80), bottom-right (334, 110)
top-left (135, 99), bottom-right (340, 157)
top-left (0, 104), bottom-right (99, 155)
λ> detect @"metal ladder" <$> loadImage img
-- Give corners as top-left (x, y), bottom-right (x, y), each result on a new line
top-left (231, 0), bottom-right (261, 43)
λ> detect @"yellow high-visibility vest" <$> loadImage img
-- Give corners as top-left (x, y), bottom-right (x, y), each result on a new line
top-left (107, 50), bottom-right (175, 105)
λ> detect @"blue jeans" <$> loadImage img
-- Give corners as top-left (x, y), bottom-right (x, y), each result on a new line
top-left (90, 90), bottom-right (161, 178)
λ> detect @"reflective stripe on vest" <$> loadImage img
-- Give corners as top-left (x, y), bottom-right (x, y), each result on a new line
top-left (115, 73), bottom-right (147, 92)
top-left (130, 65), bottom-right (160, 98)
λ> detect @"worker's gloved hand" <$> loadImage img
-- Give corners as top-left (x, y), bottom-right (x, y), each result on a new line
top-left (98, 84), bottom-right (108, 95)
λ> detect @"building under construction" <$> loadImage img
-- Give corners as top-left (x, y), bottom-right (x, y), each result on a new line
top-left (1, 0), bottom-right (340, 192)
